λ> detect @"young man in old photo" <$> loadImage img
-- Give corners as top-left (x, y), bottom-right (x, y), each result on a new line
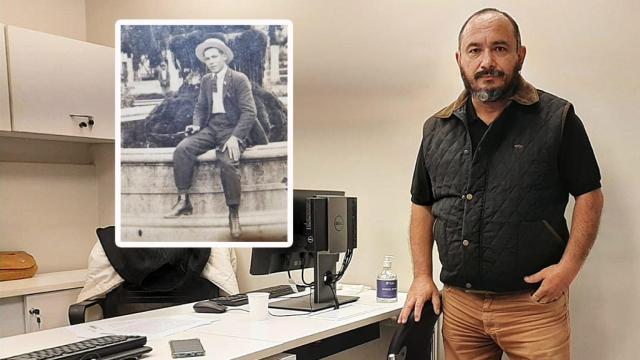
top-left (166, 38), bottom-right (258, 240)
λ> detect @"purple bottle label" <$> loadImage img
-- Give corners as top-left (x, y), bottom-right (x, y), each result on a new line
top-left (377, 279), bottom-right (397, 298)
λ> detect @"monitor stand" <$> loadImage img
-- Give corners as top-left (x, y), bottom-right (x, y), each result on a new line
top-left (268, 294), bottom-right (358, 312)
top-left (268, 252), bottom-right (359, 312)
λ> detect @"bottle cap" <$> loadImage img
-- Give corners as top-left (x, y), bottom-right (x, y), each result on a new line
top-left (383, 255), bottom-right (394, 267)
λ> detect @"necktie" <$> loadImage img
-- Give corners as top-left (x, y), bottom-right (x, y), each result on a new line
top-left (212, 73), bottom-right (218, 93)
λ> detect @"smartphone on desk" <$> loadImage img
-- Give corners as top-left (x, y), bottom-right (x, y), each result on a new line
top-left (169, 338), bottom-right (205, 358)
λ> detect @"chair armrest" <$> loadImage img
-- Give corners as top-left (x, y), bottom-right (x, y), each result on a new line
top-left (387, 302), bottom-right (440, 359)
top-left (68, 298), bottom-right (103, 325)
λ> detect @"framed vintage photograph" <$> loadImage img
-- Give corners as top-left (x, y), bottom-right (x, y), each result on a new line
top-left (115, 20), bottom-right (292, 247)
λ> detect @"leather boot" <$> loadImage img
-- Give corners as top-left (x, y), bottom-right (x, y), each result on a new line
top-left (228, 205), bottom-right (241, 239)
top-left (165, 194), bottom-right (193, 218)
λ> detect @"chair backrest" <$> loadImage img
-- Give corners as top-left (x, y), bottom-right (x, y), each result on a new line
top-left (102, 275), bottom-right (219, 318)
top-left (387, 303), bottom-right (440, 360)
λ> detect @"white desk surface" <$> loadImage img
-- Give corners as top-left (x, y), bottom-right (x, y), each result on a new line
top-left (0, 290), bottom-right (406, 360)
top-left (0, 269), bottom-right (87, 299)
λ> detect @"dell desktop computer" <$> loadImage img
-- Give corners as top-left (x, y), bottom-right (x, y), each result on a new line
top-left (250, 189), bottom-right (358, 312)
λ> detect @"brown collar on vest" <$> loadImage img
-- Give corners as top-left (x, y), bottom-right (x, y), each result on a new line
top-left (434, 77), bottom-right (539, 119)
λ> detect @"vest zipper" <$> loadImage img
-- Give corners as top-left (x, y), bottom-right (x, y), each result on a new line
top-left (456, 102), bottom-right (510, 282)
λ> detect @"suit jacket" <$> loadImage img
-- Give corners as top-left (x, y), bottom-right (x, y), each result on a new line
top-left (193, 68), bottom-right (267, 144)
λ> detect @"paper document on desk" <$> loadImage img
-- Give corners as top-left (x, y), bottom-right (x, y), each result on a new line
top-left (308, 303), bottom-right (379, 321)
top-left (71, 315), bottom-right (217, 340)
top-left (337, 284), bottom-right (371, 296)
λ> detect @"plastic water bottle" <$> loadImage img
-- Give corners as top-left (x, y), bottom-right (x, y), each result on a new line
top-left (376, 255), bottom-right (398, 303)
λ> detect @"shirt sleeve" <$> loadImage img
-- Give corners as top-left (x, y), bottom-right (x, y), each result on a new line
top-left (558, 106), bottom-right (602, 196)
top-left (410, 139), bottom-right (435, 206)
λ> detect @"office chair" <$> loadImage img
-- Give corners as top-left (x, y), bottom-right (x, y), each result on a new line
top-left (69, 276), bottom-right (219, 324)
top-left (69, 227), bottom-right (219, 325)
top-left (387, 302), bottom-right (441, 360)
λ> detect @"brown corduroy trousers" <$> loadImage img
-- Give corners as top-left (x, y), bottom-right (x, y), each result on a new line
top-left (442, 285), bottom-right (570, 360)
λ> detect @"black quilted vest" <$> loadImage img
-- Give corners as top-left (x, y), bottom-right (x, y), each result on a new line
top-left (422, 83), bottom-right (573, 292)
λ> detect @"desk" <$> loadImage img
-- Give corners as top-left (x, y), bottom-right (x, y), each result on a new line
top-left (0, 290), bottom-right (405, 359)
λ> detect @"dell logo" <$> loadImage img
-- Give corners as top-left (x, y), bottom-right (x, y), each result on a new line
top-left (334, 215), bottom-right (344, 231)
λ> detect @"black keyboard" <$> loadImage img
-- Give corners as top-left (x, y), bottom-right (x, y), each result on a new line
top-left (211, 284), bottom-right (306, 306)
top-left (2, 335), bottom-right (148, 360)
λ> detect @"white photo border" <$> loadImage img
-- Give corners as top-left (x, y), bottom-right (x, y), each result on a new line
top-left (115, 19), bottom-right (293, 248)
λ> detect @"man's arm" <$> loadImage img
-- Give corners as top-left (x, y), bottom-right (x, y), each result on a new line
top-left (398, 203), bottom-right (441, 323)
top-left (230, 73), bottom-right (257, 140)
top-left (409, 204), bottom-right (435, 279)
top-left (525, 188), bottom-right (604, 302)
top-left (222, 73), bottom-right (257, 160)
top-left (560, 188), bottom-right (604, 268)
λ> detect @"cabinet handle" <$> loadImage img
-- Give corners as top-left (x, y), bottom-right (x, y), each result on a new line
top-left (69, 114), bottom-right (95, 128)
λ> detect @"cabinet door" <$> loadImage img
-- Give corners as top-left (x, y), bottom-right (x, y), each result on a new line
top-left (0, 297), bottom-right (26, 337)
top-left (0, 25), bottom-right (11, 131)
top-left (23, 288), bottom-right (81, 332)
top-left (6, 26), bottom-right (114, 139)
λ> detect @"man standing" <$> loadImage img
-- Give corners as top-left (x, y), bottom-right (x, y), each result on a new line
top-left (157, 61), bottom-right (171, 95)
top-left (399, 8), bottom-right (604, 359)
top-left (166, 38), bottom-right (258, 240)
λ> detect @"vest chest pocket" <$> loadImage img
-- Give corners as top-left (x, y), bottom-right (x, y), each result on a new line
top-left (485, 143), bottom-right (546, 193)
top-left (517, 220), bottom-right (565, 278)
top-left (513, 144), bottom-right (554, 191)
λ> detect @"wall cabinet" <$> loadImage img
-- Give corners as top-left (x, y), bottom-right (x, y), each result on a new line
top-left (3, 25), bottom-right (114, 140)
top-left (0, 25), bottom-right (11, 131)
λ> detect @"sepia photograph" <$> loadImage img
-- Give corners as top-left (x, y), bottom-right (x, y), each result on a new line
top-left (115, 20), bottom-right (292, 247)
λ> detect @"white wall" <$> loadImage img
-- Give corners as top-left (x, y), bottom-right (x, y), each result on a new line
top-left (0, 161), bottom-right (98, 272)
top-left (82, 1), bottom-right (640, 359)
top-left (0, 0), bottom-right (86, 41)
top-left (90, 143), bottom-right (115, 227)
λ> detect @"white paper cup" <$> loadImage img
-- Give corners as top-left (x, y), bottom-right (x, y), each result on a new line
top-left (247, 292), bottom-right (270, 320)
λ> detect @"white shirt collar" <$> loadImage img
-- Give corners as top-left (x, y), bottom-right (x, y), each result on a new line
top-left (213, 65), bottom-right (228, 80)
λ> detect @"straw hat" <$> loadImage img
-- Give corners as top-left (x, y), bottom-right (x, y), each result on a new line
top-left (195, 38), bottom-right (234, 63)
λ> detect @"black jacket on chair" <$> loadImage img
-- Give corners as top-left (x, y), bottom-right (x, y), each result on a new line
top-left (97, 226), bottom-right (210, 292)
top-left (69, 226), bottom-right (219, 324)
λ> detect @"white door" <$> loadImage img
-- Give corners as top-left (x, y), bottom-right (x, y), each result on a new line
top-left (6, 26), bottom-right (114, 139)
top-left (23, 288), bottom-right (82, 333)
top-left (0, 25), bottom-right (11, 131)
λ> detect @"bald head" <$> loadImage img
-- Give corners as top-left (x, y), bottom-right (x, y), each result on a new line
top-left (455, 8), bottom-right (526, 103)
top-left (458, 8), bottom-right (521, 50)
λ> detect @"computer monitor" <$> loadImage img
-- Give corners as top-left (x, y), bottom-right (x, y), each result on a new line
top-left (249, 189), bottom-right (358, 312)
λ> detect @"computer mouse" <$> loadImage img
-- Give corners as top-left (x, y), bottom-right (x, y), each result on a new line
top-left (193, 300), bottom-right (227, 314)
